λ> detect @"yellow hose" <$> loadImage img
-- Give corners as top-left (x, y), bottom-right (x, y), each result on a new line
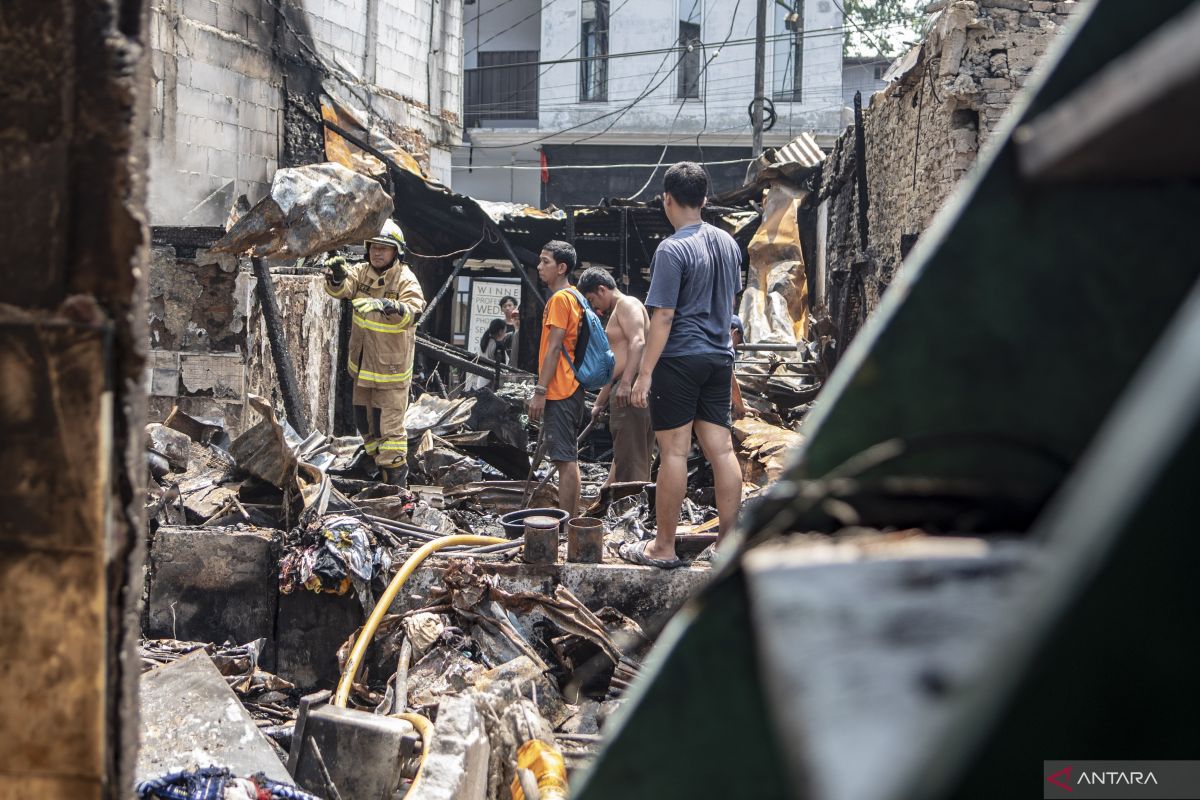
top-left (334, 534), bottom-right (506, 708)
top-left (396, 712), bottom-right (434, 797)
top-left (510, 739), bottom-right (569, 800)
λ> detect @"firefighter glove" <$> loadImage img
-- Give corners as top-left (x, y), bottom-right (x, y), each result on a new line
top-left (352, 297), bottom-right (386, 314)
top-left (324, 256), bottom-right (349, 284)
top-left (381, 299), bottom-right (408, 318)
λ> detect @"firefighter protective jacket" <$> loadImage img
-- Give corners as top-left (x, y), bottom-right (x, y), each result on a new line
top-left (325, 261), bottom-right (426, 392)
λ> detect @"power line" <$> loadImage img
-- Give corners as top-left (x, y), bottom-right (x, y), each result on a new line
top-left (460, 50), bottom-right (851, 112)
top-left (462, 13), bottom-right (905, 150)
top-left (467, 0), bottom-right (642, 120)
top-left (461, 71), bottom-right (854, 114)
top-left (629, 0), bottom-right (747, 199)
top-left (828, 0), bottom-right (904, 57)
top-left (467, 0), bottom-right (530, 27)
top-left (460, 16), bottom-right (895, 116)
top-left (453, 155), bottom-right (757, 170)
top-left (465, 0), bottom-right (564, 56)
top-left (466, 15), bottom-right (910, 72)
top-left (567, 43), bottom-right (682, 146)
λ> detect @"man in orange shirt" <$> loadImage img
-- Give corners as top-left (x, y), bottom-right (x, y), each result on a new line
top-left (526, 241), bottom-right (584, 517)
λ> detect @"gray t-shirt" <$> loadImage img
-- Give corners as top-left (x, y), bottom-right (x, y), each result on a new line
top-left (645, 222), bottom-right (743, 358)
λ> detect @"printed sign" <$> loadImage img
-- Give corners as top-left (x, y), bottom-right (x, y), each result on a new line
top-left (466, 278), bottom-right (520, 355)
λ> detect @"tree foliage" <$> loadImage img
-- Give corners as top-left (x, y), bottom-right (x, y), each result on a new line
top-left (839, 0), bottom-right (924, 58)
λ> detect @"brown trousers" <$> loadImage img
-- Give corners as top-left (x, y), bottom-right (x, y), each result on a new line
top-left (608, 403), bottom-right (655, 483)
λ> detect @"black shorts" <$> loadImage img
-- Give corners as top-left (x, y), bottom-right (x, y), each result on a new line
top-left (649, 353), bottom-right (734, 432)
top-left (543, 386), bottom-right (585, 462)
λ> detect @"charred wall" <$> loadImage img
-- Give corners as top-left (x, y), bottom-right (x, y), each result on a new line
top-left (147, 240), bottom-right (339, 437)
top-left (819, 0), bottom-right (1077, 345)
top-left (0, 0), bottom-right (151, 796)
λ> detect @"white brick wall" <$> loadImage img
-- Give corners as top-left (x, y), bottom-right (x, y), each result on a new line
top-left (149, 0), bottom-right (281, 224)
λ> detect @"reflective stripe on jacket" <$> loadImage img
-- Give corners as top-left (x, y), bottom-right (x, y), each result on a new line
top-left (326, 261), bottom-right (426, 391)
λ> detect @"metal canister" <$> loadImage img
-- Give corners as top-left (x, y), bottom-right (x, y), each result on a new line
top-left (566, 517), bottom-right (604, 564)
top-left (522, 515), bottom-right (560, 564)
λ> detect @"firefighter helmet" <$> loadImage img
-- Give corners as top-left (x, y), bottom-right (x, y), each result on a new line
top-left (365, 219), bottom-right (406, 256)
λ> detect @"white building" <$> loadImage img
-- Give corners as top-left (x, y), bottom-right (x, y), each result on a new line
top-left (454, 0), bottom-right (846, 206)
top-left (842, 55), bottom-right (890, 107)
top-left (148, 0), bottom-right (463, 225)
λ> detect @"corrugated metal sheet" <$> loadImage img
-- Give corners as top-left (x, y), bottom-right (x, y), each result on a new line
top-left (772, 132), bottom-right (826, 170)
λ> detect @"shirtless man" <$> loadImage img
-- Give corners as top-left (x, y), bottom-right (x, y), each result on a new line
top-left (579, 267), bottom-right (655, 484)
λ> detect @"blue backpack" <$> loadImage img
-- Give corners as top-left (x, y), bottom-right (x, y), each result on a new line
top-left (559, 287), bottom-right (615, 391)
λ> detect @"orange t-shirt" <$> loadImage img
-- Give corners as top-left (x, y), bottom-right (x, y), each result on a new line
top-left (539, 288), bottom-right (582, 400)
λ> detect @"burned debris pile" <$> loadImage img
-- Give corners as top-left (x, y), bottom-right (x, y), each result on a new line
top-left (140, 376), bottom-right (709, 799)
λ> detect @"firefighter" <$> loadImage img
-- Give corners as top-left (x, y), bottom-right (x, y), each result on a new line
top-left (324, 220), bottom-right (426, 487)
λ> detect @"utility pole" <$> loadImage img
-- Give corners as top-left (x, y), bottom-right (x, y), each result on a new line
top-left (751, 0), bottom-right (767, 161)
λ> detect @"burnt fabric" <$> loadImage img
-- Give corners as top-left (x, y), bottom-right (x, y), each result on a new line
top-left (135, 767), bottom-right (321, 800)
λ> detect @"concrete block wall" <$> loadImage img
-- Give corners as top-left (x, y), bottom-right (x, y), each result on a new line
top-left (148, 0), bottom-right (464, 225)
top-left (147, 245), bottom-right (338, 437)
top-left (818, 0), bottom-right (1077, 345)
top-left (149, 0), bottom-right (282, 225)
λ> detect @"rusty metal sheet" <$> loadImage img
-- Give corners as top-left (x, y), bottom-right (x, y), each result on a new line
top-left (741, 183), bottom-right (810, 343)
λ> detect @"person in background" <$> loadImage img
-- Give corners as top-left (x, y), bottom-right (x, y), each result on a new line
top-left (629, 162), bottom-right (744, 567)
top-left (579, 267), bottom-right (655, 485)
top-left (324, 220), bottom-right (426, 487)
top-left (466, 318), bottom-right (509, 392)
top-left (482, 317), bottom-right (510, 365)
top-left (526, 242), bottom-right (585, 518)
top-left (500, 294), bottom-right (520, 365)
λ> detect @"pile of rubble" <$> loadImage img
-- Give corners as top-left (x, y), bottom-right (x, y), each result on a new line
top-left (139, 378), bottom-right (717, 799)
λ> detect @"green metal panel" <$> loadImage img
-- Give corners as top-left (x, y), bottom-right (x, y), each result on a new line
top-left (575, 1), bottom-right (1200, 797)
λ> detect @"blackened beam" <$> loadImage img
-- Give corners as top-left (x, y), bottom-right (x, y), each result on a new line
top-left (417, 248), bottom-right (475, 331)
top-left (416, 334), bottom-right (528, 379)
top-left (251, 256), bottom-right (310, 437)
top-left (487, 218), bottom-right (545, 306)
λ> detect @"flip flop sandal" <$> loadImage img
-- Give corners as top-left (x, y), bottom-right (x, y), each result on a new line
top-left (617, 539), bottom-right (684, 570)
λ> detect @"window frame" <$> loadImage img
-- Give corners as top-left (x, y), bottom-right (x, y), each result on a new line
top-left (580, 0), bottom-right (610, 102)
top-left (771, 0), bottom-right (804, 103)
top-left (676, 0), bottom-right (703, 99)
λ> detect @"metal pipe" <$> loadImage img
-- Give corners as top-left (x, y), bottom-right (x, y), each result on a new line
top-left (736, 342), bottom-right (806, 352)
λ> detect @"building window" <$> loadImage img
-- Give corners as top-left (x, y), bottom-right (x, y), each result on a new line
top-left (581, 0), bottom-right (609, 102)
top-left (773, 0), bottom-right (804, 102)
top-left (464, 51), bottom-right (540, 127)
top-left (677, 0), bottom-right (702, 99)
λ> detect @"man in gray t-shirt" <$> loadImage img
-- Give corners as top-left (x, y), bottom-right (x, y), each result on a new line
top-left (627, 162), bottom-right (744, 568)
top-left (645, 219), bottom-right (743, 358)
